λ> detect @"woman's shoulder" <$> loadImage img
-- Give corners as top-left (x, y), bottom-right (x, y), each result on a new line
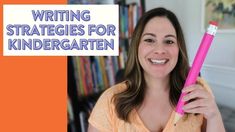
top-left (88, 82), bottom-right (128, 131)
top-left (102, 81), bottom-right (127, 96)
top-left (97, 81), bottom-right (127, 102)
top-left (197, 77), bottom-right (213, 94)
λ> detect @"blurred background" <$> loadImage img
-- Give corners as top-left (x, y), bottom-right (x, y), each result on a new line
top-left (67, 0), bottom-right (235, 132)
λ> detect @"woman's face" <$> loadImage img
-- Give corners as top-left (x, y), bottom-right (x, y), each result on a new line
top-left (138, 16), bottom-right (179, 79)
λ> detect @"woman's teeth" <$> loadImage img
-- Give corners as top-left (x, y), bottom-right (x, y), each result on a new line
top-left (150, 59), bottom-right (168, 64)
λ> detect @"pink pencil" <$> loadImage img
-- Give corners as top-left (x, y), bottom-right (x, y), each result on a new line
top-left (174, 21), bottom-right (218, 124)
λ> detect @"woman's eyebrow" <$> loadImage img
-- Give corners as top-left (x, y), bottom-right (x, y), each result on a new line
top-left (142, 33), bottom-right (156, 37)
top-left (165, 34), bottom-right (176, 38)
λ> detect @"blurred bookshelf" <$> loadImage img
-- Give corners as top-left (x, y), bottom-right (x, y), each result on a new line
top-left (67, 0), bottom-right (145, 132)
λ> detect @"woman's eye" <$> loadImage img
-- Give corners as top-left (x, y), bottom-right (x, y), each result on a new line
top-left (165, 40), bottom-right (175, 44)
top-left (144, 39), bottom-right (154, 43)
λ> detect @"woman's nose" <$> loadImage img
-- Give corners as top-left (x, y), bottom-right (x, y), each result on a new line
top-left (153, 44), bottom-right (166, 54)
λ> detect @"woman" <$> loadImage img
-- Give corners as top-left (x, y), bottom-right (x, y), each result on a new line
top-left (88, 7), bottom-right (225, 132)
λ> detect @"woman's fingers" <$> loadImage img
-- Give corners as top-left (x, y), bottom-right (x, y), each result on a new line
top-left (182, 85), bottom-right (209, 102)
top-left (183, 98), bottom-right (209, 110)
top-left (183, 99), bottom-right (219, 119)
top-left (181, 79), bottom-right (222, 121)
top-left (183, 105), bottom-right (207, 114)
top-left (182, 84), bottom-right (201, 93)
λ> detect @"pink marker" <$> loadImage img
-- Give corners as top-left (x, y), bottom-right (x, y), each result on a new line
top-left (174, 21), bottom-right (218, 124)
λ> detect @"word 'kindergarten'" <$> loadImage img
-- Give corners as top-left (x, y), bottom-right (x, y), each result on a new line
top-left (4, 5), bottom-right (119, 56)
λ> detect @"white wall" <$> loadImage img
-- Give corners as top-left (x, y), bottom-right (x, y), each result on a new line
top-left (201, 64), bottom-right (235, 108)
top-left (145, 0), bottom-right (235, 108)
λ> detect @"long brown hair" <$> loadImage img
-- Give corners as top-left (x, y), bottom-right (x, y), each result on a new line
top-left (113, 7), bottom-right (189, 122)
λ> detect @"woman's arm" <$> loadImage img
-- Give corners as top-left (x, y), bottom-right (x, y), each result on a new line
top-left (205, 111), bottom-right (225, 132)
top-left (201, 111), bottom-right (225, 132)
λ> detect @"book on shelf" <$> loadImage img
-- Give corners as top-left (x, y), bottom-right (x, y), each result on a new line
top-left (105, 56), bottom-right (115, 86)
top-left (119, 3), bottom-right (141, 38)
top-left (68, 96), bottom-right (75, 121)
top-left (71, 55), bottom-right (128, 97)
top-left (79, 111), bottom-right (88, 132)
top-left (67, 96), bottom-right (77, 132)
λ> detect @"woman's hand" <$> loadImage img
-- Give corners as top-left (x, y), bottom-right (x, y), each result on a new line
top-left (181, 81), bottom-right (220, 120)
top-left (181, 78), bottom-right (225, 132)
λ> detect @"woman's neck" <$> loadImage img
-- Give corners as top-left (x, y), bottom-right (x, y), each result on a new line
top-left (144, 74), bottom-right (170, 98)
